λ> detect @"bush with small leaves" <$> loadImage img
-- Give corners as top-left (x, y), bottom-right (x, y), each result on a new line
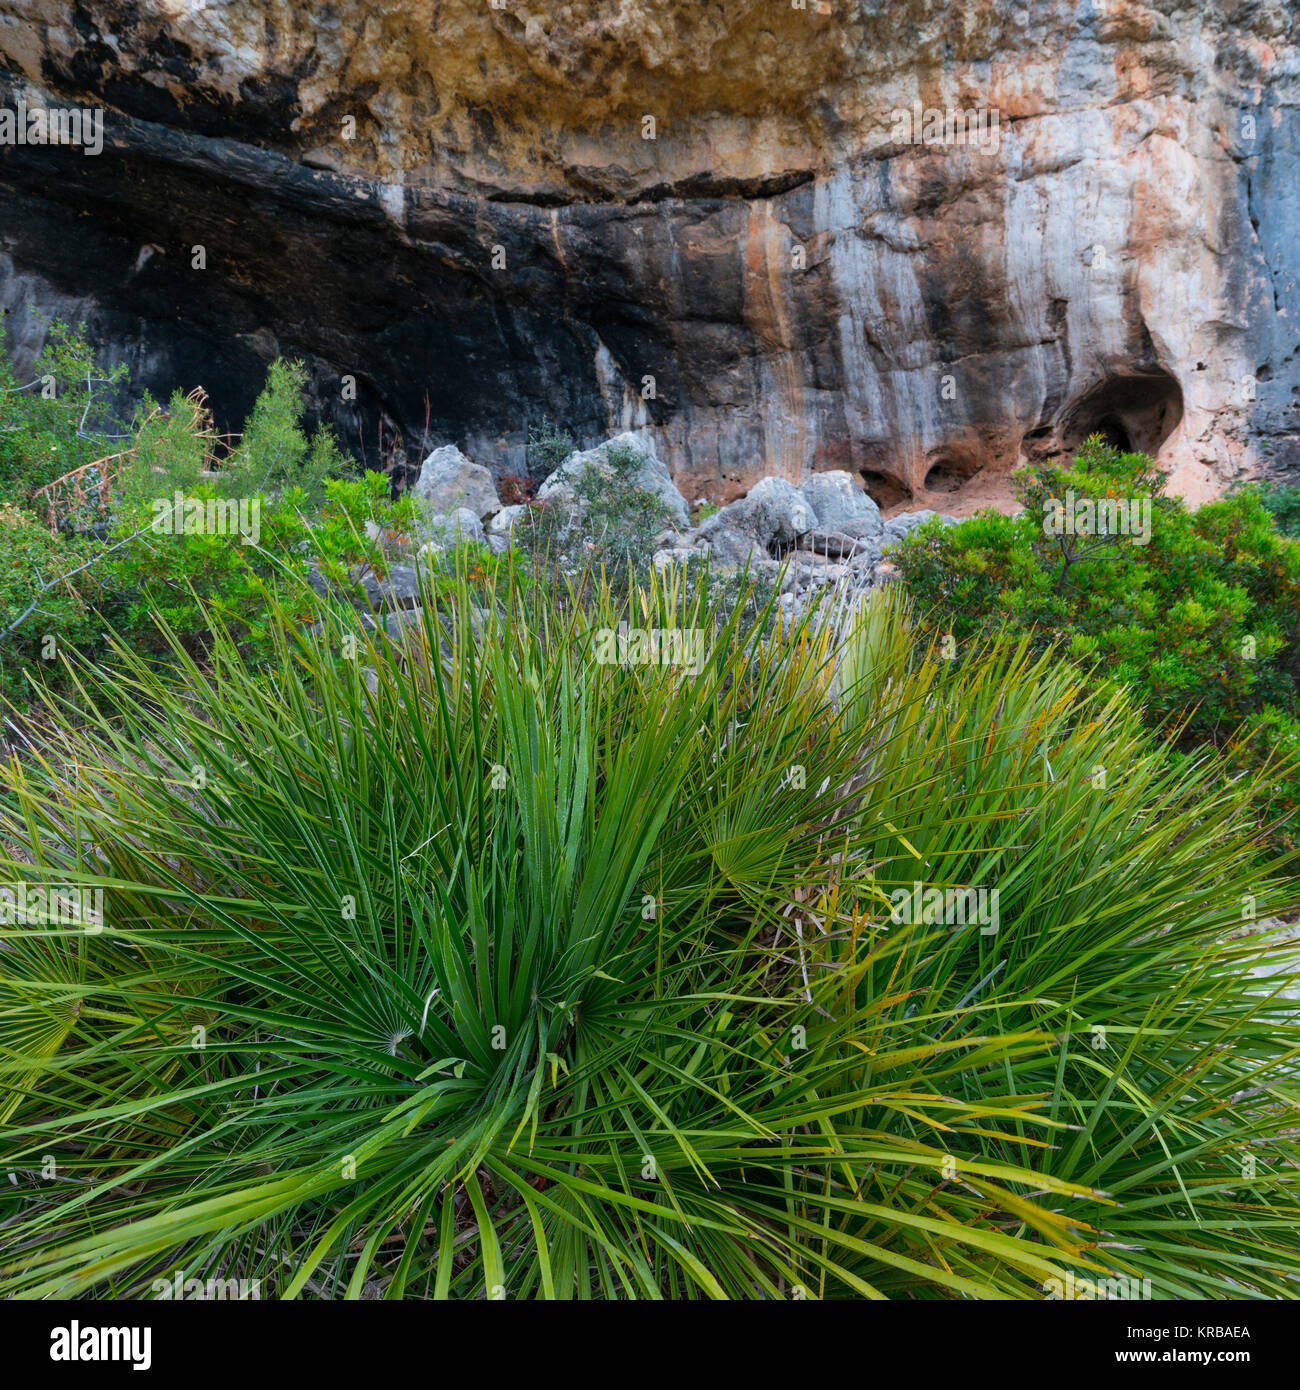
top-left (515, 441), bottom-right (670, 590)
top-left (0, 504), bottom-right (101, 702)
top-left (525, 415), bottom-right (574, 482)
top-left (0, 317), bottom-right (130, 494)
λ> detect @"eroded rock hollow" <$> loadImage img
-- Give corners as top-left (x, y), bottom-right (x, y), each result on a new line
top-left (1, 0), bottom-right (1297, 509)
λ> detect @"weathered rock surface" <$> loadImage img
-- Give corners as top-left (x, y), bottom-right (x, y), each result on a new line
top-left (418, 506), bottom-right (485, 551)
top-left (797, 529), bottom-right (875, 560)
top-left (799, 472), bottom-right (884, 539)
top-left (696, 524), bottom-right (766, 570)
top-left (355, 563), bottom-right (422, 612)
top-left (881, 510), bottom-right (960, 547)
top-left (410, 446), bottom-right (501, 522)
top-left (488, 503), bottom-right (527, 537)
top-left (699, 477), bottom-right (817, 555)
top-left (1, 1), bottom-right (1297, 509)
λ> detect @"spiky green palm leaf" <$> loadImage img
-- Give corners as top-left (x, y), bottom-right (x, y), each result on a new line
top-left (0, 568), bottom-right (1296, 1298)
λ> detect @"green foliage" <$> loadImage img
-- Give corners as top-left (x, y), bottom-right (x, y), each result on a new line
top-left (416, 539), bottom-right (532, 603)
top-left (516, 442), bottom-right (669, 588)
top-left (309, 470), bottom-right (421, 587)
top-left (1255, 480), bottom-right (1300, 538)
top-left (575, 442), bottom-right (670, 569)
top-left (0, 339), bottom-right (391, 686)
top-left (100, 484), bottom-right (304, 660)
top-left (894, 438), bottom-right (1300, 746)
top-left (0, 317), bottom-right (130, 492)
top-left (0, 578), bottom-right (1296, 1299)
top-left (525, 415), bottom-right (574, 481)
top-left (109, 389), bottom-right (212, 521)
top-left (0, 504), bottom-right (100, 702)
top-left (702, 557), bottom-right (782, 633)
top-left (217, 359), bottom-right (347, 509)
top-left (98, 466), bottom-right (423, 663)
top-left (1226, 704), bottom-right (1300, 851)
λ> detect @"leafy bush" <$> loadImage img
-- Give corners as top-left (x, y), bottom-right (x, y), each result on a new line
top-left (1255, 481), bottom-right (1300, 538)
top-left (309, 470), bottom-right (421, 584)
top-left (0, 348), bottom-right (394, 679)
top-left (416, 538), bottom-right (531, 603)
top-left (894, 438), bottom-right (1300, 747)
top-left (214, 359), bottom-right (347, 510)
top-left (99, 482), bottom-right (305, 660)
top-left (0, 317), bottom-right (131, 493)
top-left (0, 505), bottom-right (100, 702)
top-left (515, 442), bottom-right (669, 588)
top-left (525, 415), bottom-right (573, 482)
top-left (1, 577), bottom-right (1296, 1299)
top-left (108, 389), bottom-right (215, 524)
top-left (97, 464), bottom-right (425, 663)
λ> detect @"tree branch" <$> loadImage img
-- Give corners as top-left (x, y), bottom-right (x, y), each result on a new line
top-left (0, 521), bottom-right (154, 643)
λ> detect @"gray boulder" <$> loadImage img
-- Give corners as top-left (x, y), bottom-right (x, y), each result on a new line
top-left (488, 503), bottom-right (527, 537)
top-left (880, 510), bottom-right (961, 549)
top-left (791, 559), bottom-right (848, 587)
top-left (652, 547), bottom-right (703, 574)
top-left (356, 563), bottom-right (421, 612)
top-left (796, 528), bottom-right (874, 559)
top-left (419, 507), bottom-right (485, 551)
top-left (411, 445), bottom-right (501, 522)
top-left (699, 476), bottom-right (817, 556)
top-left (800, 471), bottom-right (883, 540)
top-left (695, 522), bottom-right (767, 568)
top-left (537, 432), bottom-right (690, 529)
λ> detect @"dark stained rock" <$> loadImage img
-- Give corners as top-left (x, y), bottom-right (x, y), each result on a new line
top-left (0, 0), bottom-right (1297, 511)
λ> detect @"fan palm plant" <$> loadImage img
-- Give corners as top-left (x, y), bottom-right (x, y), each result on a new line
top-left (0, 565), bottom-right (1296, 1298)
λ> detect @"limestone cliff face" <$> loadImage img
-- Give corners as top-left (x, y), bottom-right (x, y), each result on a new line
top-left (1, 0), bottom-right (1297, 509)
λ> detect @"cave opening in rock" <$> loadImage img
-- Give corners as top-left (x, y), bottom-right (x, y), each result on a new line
top-left (860, 468), bottom-right (912, 509)
top-left (1060, 370), bottom-right (1184, 457)
top-left (923, 452), bottom-right (981, 494)
top-left (1093, 417), bottom-right (1133, 452)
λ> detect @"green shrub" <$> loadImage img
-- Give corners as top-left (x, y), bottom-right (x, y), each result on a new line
top-left (0, 504), bottom-right (101, 702)
top-left (0, 317), bottom-right (130, 494)
top-left (416, 538), bottom-right (531, 603)
top-left (97, 465), bottom-right (427, 663)
top-left (516, 442), bottom-right (669, 587)
top-left (108, 389), bottom-right (213, 523)
top-left (525, 415), bottom-right (573, 482)
top-left (100, 482), bottom-right (307, 660)
top-left (216, 359), bottom-right (347, 510)
top-left (310, 470), bottom-right (420, 580)
top-left (1252, 481), bottom-right (1300, 538)
top-left (0, 338), bottom-right (409, 692)
top-left (88, 362), bottom-right (398, 663)
top-left (0, 578), bottom-right (1296, 1299)
top-left (894, 438), bottom-right (1300, 745)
